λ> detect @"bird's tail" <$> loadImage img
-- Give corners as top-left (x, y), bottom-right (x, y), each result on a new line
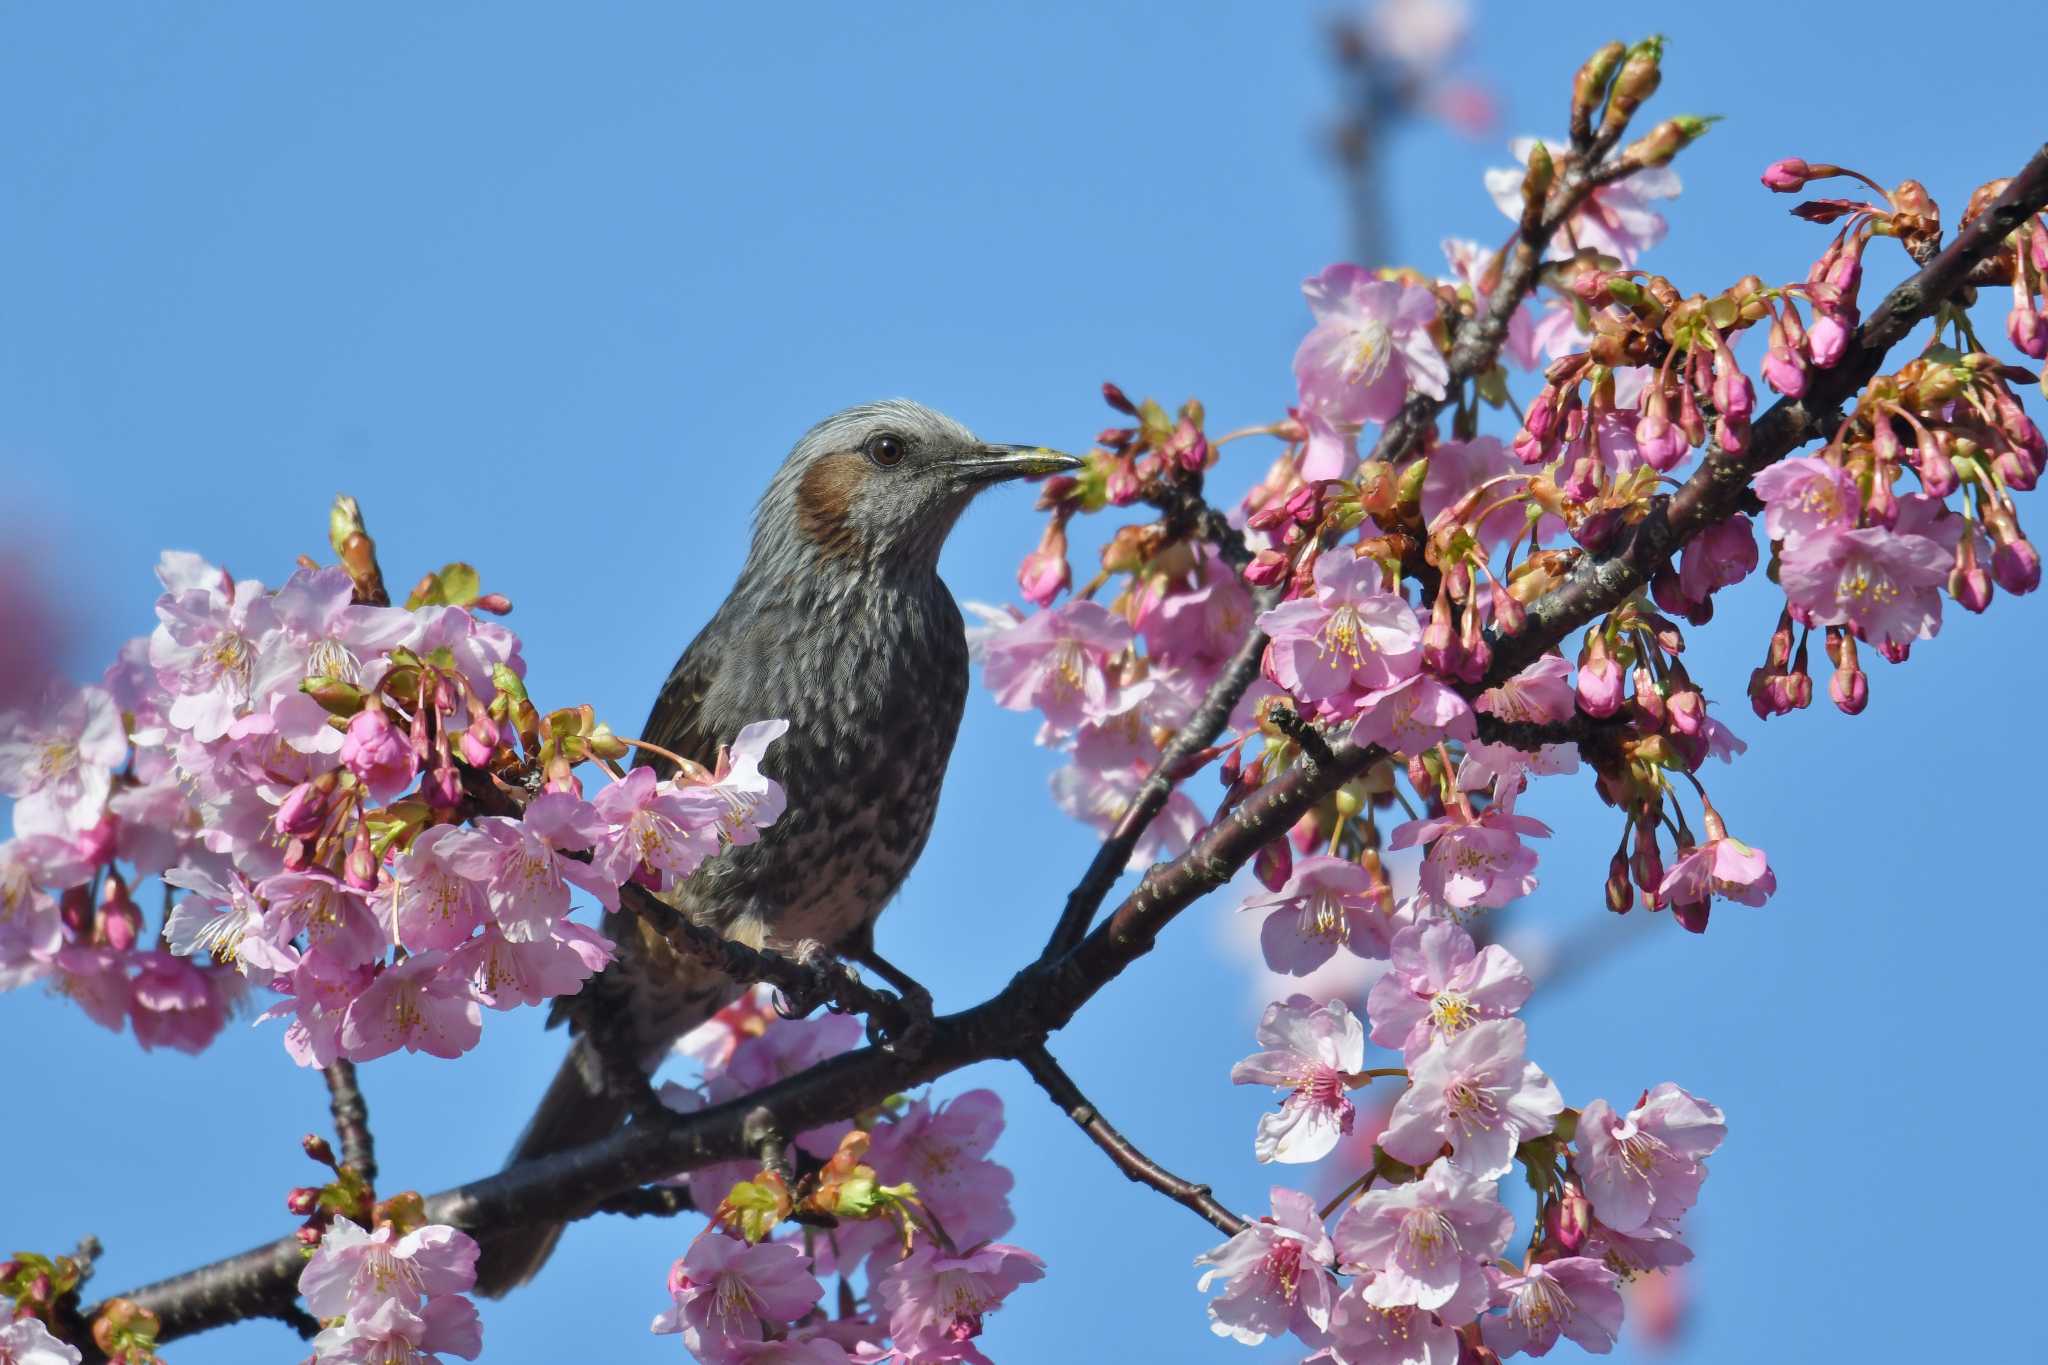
top-left (471, 1036), bottom-right (630, 1297)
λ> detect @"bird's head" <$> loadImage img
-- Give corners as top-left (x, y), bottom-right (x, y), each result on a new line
top-left (756, 399), bottom-right (1079, 573)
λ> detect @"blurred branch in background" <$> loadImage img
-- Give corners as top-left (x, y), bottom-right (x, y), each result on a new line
top-left (1324, 0), bottom-right (1495, 268)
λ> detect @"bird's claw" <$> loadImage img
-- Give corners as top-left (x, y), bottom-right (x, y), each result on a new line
top-left (865, 978), bottom-right (935, 1055)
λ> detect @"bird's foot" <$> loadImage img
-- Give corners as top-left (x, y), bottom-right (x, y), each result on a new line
top-left (846, 943), bottom-right (936, 1056)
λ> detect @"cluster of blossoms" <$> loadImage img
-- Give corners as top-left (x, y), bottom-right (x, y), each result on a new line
top-left (644, 986), bottom-right (1042, 1363)
top-left (0, 510), bottom-right (787, 1065)
top-left (1208, 924), bottom-right (1723, 1360)
top-left (298, 1210), bottom-right (482, 1364)
top-left (970, 34), bottom-right (2045, 1360)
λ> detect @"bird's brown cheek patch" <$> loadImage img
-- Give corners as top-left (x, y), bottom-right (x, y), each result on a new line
top-left (795, 452), bottom-right (870, 560)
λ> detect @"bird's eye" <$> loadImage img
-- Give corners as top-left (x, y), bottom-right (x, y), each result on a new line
top-left (864, 432), bottom-right (907, 468)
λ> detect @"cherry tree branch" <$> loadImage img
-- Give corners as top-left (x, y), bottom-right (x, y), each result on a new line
top-left (321, 1060), bottom-right (376, 1185)
top-left (76, 137), bottom-right (2048, 1362)
top-left (1016, 1044), bottom-right (1247, 1237)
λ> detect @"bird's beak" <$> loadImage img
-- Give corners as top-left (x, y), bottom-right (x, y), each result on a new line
top-left (945, 444), bottom-right (1084, 483)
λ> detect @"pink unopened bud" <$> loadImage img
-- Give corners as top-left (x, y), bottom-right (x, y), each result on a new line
top-left (340, 703), bottom-right (415, 800)
top-left (1421, 592), bottom-right (1458, 678)
top-left (72, 812), bottom-right (118, 869)
top-left (275, 779), bottom-right (330, 836)
top-left (1253, 836), bottom-right (1293, 893)
top-left (1283, 482), bottom-right (1322, 525)
top-left (1712, 353), bottom-right (1754, 423)
top-left (1630, 821), bottom-right (1665, 893)
top-left (1950, 536), bottom-right (1995, 613)
top-left (287, 1186), bottom-right (322, 1216)
top-left (60, 884), bottom-right (92, 937)
top-left (1245, 549), bottom-right (1290, 587)
top-left (1017, 520), bottom-right (1071, 607)
top-left (1760, 157), bottom-right (1813, 192)
top-left (1105, 456), bottom-right (1141, 506)
top-left (1634, 405), bottom-right (1687, 472)
top-left (1807, 311), bottom-right (1851, 368)
top-left (1490, 581), bottom-right (1525, 636)
top-left (460, 714), bottom-right (502, 767)
top-left (2009, 303), bottom-right (2048, 361)
top-left (1101, 381), bottom-right (1136, 415)
top-left (1576, 654), bottom-right (1625, 719)
top-left (1916, 435), bottom-right (1960, 497)
top-left (1829, 658), bottom-right (1869, 715)
top-left (1762, 339), bottom-right (1809, 397)
top-left (1666, 687), bottom-right (1705, 737)
top-left (98, 876), bottom-right (142, 952)
top-left (1605, 851), bottom-right (1634, 914)
top-left (422, 763), bottom-right (462, 809)
top-left (1547, 1181), bottom-right (1595, 1253)
top-left (344, 823), bottom-right (378, 893)
top-left (1993, 536), bottom-right (2041, 594)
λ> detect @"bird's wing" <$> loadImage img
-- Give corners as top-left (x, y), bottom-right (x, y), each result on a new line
top-left (635, 629), bottom-right (727, 776)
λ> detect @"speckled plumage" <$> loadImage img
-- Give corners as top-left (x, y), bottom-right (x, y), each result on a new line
top-left (474, 401), bottom-right (1069, 1295)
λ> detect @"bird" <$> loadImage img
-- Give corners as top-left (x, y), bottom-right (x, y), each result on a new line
top-left (473, 399), bottom-right (1078, 1295)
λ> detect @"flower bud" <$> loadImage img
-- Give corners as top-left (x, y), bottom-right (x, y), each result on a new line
top-left (1993, 536), bottom-right (2041, 594)
top-left (60, 883), bottom-right (92, 937)
top-left (1808, 310), bottom-right (1850, 368)
top-left (1490, 580), bottom-right (1525, 636)
top-left (1576, 653), bottom-right (1624, 719)
top-left (1570, 41), bottom-right (1627, 141)
top-left (1950, 535), bottom-right (1995, 613)
top-left (2010, 302), bottom-right (2048, 361)
top-left (1546, 1180), bottom-right (1594, 1253)
top-left (1761, 157), bottom-right (1813, 192)
top-left (287, 1186), bottom-right (321, 1215)
top-left (1253, 836), bottom-right (1293, 893)
top-left (1605, 851), bottom-right (1634, 914)
top-left (344, 823), bottom-right (378, 893)
top-left (275, 775), bottom-right (334, 837)
top-left (1598, 35), bottom-right (1664, 139)
top-left (1017, 520), bottom-right (1072, 607)
top-left (1245, 549), bottom-right (1290, 587)
top-left (1630, 665), bottom-right (1664, 727)
top-left (1101, 381), bottom-right (1136, 415)
top-left (1630, 821), bottom-right (1665, 893)
top-left (98, 874), bottom-right (142, 952)
top-left (304, 1133), bottom-right (338, 1168)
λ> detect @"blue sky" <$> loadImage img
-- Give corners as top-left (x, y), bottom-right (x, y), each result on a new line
top-left (4, 3), bottom-right (2044, 1362)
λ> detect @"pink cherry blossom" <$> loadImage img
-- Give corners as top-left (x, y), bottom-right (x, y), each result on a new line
top-left (0, 837), bottom-right (73, 985)
top-left (257, 950), bottom-right (375, 1068)
top-left (1486, 137), bottom-right (1679, 265)
top-left (1367, 921), bottom-right (1532, 1062)
top-left (1258, 554), bottom-right (1423, 711)
top-left (1133, 547), bottom-right (1255, 667)
top-left (1476, 655), bottom-right (1574, 726)
top-left (300, 1217), bottom-right (480, 1317)
top-left (256, 870), bottom-right (385, 968)
top-left (442, 793), bottom-right (618, 938)
top-left (128, 949), bottom-right (234, 1053)
top-left (1676, 514), bottom-right (1758, 606)
top-left (1657, 830), bottom-right (1774, 911)
top-left (1583, 1213), bottom-right (1693, 1277)
top-left (1049, 760), bottom-right (1204, 871)
top-left (866, 1089), bottom-right (1015, 1248)
top-left (1778, 525), bottom-right (1950, 649)
top-left (163, 866), bottom-right (296, 976)
top-left (651, 1230), bottom-right (823, 1358)
top-left (1333, 1160), bottom-right (1512, 1312)
top-left (1752, 456), bottom-right (1859, 542)
top-left (1301, 408), bottom-right (1360, 482)
top-left (1484, 1257), bottom-right (1624, 1357)
top-left (704, 720), bottom-right (790, 846)
top-left (0, 1317), bottom-right (82, 1365)
top-left (450, 921), bottom-right (611, 1010)
top-left (149, 568), bottom-right (279, 744)
top-left (50, 945), bottom-right (132, 1032)
top-left (1380, 1018), bottom-right (1562, 1179)
top-left (338, 951), bottom-right (482, 1062)
top-left (1574, 1084), bottom-right (1726, 1234)
top-left (1422, 437), bottom-right (1535, 550)
top-left (870, 1241), bottom-right (1044, 1364)
top-left (309, 1295), bottom-right (482, 1364)
top-left (253, 566), bottom-right (418, 755)
top-left (1232, 996), bottom-right (1367, 1164)
top-left (1193, 1187), bottom-right (1340, 1346)
top-left (590, 765), bottom-right (723, 889)
top-left (0, 682), bottom-right (127, 834)
top-left (980, 599), bottom-right (1136, 731)
top-left (385, 824), bottom-right (490, 952)
top-left (1389, 805), bottom-right (1548, 911)
top-left (1308, 1281), bottom-right (1461, 1365)
top-left (1294, 265), bottom-right (1449, 426)
top-left (1352, 674), bottom-right (1475, 755)
top-left (1455, 740), bottom-right (1578, 801)
top-left (1241, 855), bottom-right (1396, 975)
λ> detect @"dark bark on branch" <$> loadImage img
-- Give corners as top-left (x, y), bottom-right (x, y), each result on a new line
top-left (1016, 1044), bottom-right (1247, 1237)
top-left (81, 139), bottom-right (2048, 1358)
top-left (322, 1061), bottom-right (376, 1185)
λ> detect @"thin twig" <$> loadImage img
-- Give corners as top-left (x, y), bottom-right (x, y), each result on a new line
top-left (1016, 1044), bottom-right (1246, 1237)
